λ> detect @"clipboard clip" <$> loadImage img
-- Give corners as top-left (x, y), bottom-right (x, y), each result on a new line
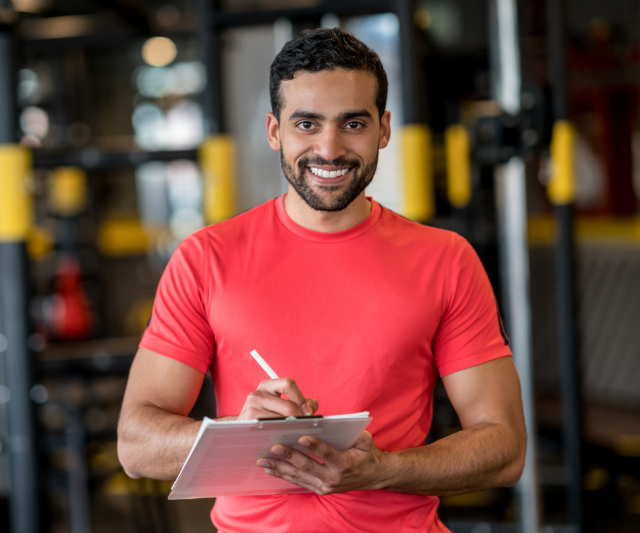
top-left (256, 415), bottom-right (324, 421)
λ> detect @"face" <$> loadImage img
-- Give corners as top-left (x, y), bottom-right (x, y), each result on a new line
top-left (266, 69), bottom-right (391, 212)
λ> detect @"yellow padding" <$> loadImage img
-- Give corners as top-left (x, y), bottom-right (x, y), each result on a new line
top-left (97, 219), bottom-right (148, 256)
top-left (0, 144), bottom-right (32, 241)
top-left (27, 226), bottom-right (54, 260)
top-left (200, 134), bottom-right (236, 224)
top-left (528, 215), bottom-right (640, 245)
top-left (445, 124), bottom-right (471, 208)
top-left (50, 167), bottom-right (87, 216)
top-left (400, 124), bottom-right (434, 222)
top-left (548, 120), bottom-right (576, 205)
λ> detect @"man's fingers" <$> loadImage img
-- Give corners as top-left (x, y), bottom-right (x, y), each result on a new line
top-left (257, 377), bottom-right (310, 414)
top-left (351, 431), bottom-right (373, 450)
top-left (239, 390), bottom-right (304, 419)
top-left (258, 447), bottom-right (325, 488)
top-left (304, 398), bottom-right (319, 415)
top-left (298, 436), bottom-right (338, 463)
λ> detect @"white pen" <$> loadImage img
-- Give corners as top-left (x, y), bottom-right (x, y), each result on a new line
top-left (250, 350), bottom-right (280, 379)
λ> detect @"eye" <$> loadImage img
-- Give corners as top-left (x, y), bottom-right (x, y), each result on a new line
top-left (345, 121), bottom-right (363, 129)
top-left (297, 121), bottom-right (315, 130)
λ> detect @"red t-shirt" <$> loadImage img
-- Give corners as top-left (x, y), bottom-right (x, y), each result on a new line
top-left (140, 195), bottom-right (512, 533)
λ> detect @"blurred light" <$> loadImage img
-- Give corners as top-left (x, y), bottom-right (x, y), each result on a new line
top-left (20, 106), bottom-right (49, 139)
top-left (320, 12), bottom-right (340, 29)
top-left (132, 102), bottom-right (164, 150)
top-left (134, 62), bottom-right (206, 98)
top-left (135, 66), bottom-right (172, 98)
top-left (413, 9), bottom-right (432, 30)
top-left (417, 1), bottom-right (461, 46)
top-left (30, 384), bottom-right (49, 404)
top-left (21, 15), bottom-right (98, 40)
top-left (171, 62), bottom-right (207, 95)
top-left (157, 4), bottom-right (180, 28)
top-left (142, 36), bottom-right (177, 67)
top-left (136, 162), bottom-right (170, 226)
top-left (166, 160), bottom-right (204, 241)
top-left (132, 100), bottom-right (204, 151)
top-left (11, 0), bottom-right (50, 14)
top-left (17, 68), bottom-right (42, 106)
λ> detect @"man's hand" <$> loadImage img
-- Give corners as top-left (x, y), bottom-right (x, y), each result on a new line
top-left (254, 431), bottom-right (389, 495)
top-left (237, 377), bottom-right (319, 420)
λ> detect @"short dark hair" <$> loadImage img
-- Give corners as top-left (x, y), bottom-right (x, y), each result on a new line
top-left (269, 27), bottom-right (388, 122)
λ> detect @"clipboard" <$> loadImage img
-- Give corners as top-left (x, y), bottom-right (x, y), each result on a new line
top-left (168, 412), bottom-right (373, 499)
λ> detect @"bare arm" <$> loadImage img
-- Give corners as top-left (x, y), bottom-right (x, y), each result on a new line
top-left (259, 357), bottom-right (526, 496)
top-left (117, 347), bottom-right (318, 480)
top-left (381, 356), bottom-right (526, 495)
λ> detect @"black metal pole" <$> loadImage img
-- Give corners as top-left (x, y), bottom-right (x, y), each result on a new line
top-left (546, 0), bottom-right (582, 530)
top-left (0, 244), bottom-right (39, 533)
top-left (198, 0), bottom-right (225, 135)
top-left (396, 0), bottom-right (420, 124)
top-left (0, 5), bottom-right (40, 532)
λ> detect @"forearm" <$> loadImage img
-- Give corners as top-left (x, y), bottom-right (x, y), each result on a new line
top-left (378, 422), bottom-right (525, 496)
top-left (117, 404), bottom-right (237, 480)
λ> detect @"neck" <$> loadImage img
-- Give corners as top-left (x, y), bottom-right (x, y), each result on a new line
top-left (283, 186), bottom-right (372, 233)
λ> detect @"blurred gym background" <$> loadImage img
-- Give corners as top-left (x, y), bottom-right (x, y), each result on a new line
top-left (0, 0), bottom-right (639, 532)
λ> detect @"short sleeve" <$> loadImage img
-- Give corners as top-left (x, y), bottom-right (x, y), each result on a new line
top-left (433, 233), bottom-right (511, 377)
top-left (139, 230), bottom-right (214, 374)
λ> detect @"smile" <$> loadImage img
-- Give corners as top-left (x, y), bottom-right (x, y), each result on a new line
top-left (308, 167), bottom-right (352, 178)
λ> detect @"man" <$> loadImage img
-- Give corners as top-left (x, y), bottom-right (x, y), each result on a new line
top-left (118, 28), bottom-right (526, 532)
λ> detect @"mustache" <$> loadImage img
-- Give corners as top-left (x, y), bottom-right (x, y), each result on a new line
top-left (297, 156), bottom-right (361, 170)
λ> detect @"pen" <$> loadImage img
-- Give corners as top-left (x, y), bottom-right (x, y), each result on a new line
top-left (250, 350), bottom-right (280, 379)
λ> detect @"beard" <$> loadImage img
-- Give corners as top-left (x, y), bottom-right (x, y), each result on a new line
top-left (280, 149), bottom-right (379, 212)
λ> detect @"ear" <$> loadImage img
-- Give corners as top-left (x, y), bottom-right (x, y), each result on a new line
top-left (378, 110), bottom-right (391, 149)
top-left (266, 112), bottom-right (281, 151)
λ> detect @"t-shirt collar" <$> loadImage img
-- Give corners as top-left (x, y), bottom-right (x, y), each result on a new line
top-left (275, 193), bottom-right (381, 243)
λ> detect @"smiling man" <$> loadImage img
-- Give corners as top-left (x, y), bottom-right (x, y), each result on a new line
top-left (118, 28), bottom-right (526, 533)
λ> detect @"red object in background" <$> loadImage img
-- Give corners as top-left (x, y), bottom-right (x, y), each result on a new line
top-left (49, 256), bottom-right (93, 340)
top-left (568, 31), bottom-right (639, 216)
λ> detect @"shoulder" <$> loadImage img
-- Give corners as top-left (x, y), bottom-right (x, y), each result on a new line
top-left (377, 204), bottom-right (462, 251)
top-left (184, 199), bottom-right (277, 249)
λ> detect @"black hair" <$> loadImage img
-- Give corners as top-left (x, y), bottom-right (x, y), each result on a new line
top-left (269, 27), bottom-right (388, 122)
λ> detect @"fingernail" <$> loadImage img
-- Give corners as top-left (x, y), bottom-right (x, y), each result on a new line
top-left (264, 469), bottom-right (274, 476)
top-left (300, 437), bottom-right (311, 447)
top-left (257, 460), bottom-right (270, 468)
top-left (272, 446), bottom-right (284, 456)
top-left (302, 403), bottom-right (309, 415)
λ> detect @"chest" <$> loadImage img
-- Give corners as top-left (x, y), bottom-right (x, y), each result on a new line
top-left (206, 242), bottom-right (444, 413)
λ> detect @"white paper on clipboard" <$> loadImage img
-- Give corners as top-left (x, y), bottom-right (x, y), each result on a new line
top-left (168, 412), bottom-right (372, 499)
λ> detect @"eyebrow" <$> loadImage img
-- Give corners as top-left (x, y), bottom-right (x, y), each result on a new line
top-left (287, 109), bottom-right (373, 122)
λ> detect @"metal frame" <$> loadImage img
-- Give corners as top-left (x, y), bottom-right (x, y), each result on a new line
top-left (546, 0), bottom-right (583, 529)
top-left (489, 1), bottom-right (541, 532)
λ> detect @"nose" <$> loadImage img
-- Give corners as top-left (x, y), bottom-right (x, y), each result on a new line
top-left (313, 127), bottom-right (348, 162)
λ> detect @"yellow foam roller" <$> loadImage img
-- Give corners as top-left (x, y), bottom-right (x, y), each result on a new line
top-left (0, 144), bottom-right (32, 241)
top-left (200, 134), bottom-right (236, 224)
top-left (548, 120), bottom-right (576, 205)
top-left (400, 124), bottom-right (434, 222)
top-left (445, 124), bottom-right (472, 208)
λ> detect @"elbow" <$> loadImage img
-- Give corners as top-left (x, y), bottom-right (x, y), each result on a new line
top-left (502, 438), bottom-right (527, 487)
top-left (502, 455), bottom-right (525, 487)
top-left (117, 442), bottom-right (142, 479)
top-left (117, 421), bottom-right (142, 479)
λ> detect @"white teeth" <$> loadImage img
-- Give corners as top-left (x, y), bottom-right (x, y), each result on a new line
top-left (309, 167), bottom-right (351, 177)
